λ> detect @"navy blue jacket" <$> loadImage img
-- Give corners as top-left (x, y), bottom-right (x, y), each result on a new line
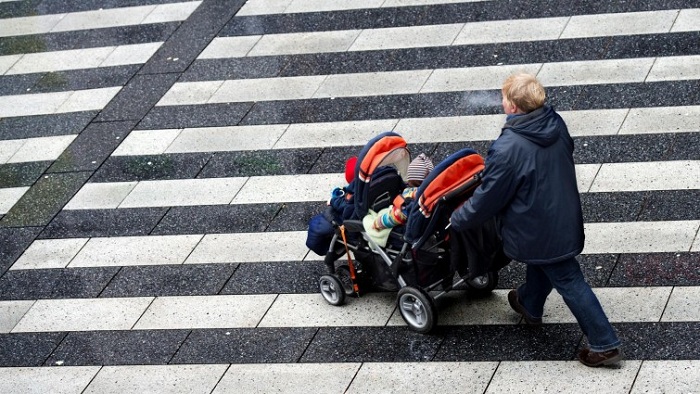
top-left (450, 105), bottom-right (584, 264)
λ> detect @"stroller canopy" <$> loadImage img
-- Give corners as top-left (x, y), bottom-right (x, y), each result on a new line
top-left (404, 147), bottom-right (485, 248)
top-left (353, 131), bottom-right (410, 218)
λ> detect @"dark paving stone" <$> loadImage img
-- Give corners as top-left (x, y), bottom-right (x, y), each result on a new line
top-left (610, 253), bottom-right (700, 287)
top-left (607, 322), bottom-right (700, 360)
top-left (302, 326), bottom-right (443, 363)
top-left (152, 204), bottom-right (279, 235)
top-left (308, 146), bottom-right (362, 175)
top-left (266, 201), bottom-right (320, 232)
top-left (0, 112), bottom-right (95, 140)
top-left (0, 332), bottom-right (65, 367)
top-left (172, 327), bottom-right (316, 364)
top-left (221, 261), bottom-right (325, 294)
top-left (46, 330), bottom-right (189, 366)
top-left (0, 267), bottom-right (118, 300)
top-left (182, 57), bottom-right (287, 81)
top-left (39, 207), bottom-right (167, 238)
top-left (575, 81), bottom-right (700, 110)
top-left (0, 227), bottom-right (41, 277)
top-left (138, 102), bottom-right (252, 129)
top-left (604, 31), bottom-right (700, 59)
top-left (0, 24), bottom-right (179, 56)
top-left (433, 324), bottom-right (582, 361)
top-left (498, 254), bottom-right (618, 289)
top-left (432, 142), bottom-right (491, 163)
top-left (92, 153), bottom-right (211, 182)
top-left (0, 73), bottom-right (42, 96)
top-left (580, 192), bottom-right (645, 223)
top-left (0, 172), bottom-right (91, 227)
top-left (101, 263), bottom-right (237, 297)
top-left (199, 149), bottom-right (320, 178)
top-left (496, 37), bottom-right (608, 65)
top-left (48, 121), bottom-right (137, 173)
top-left (0, 161), bottom-right (51, 188)
top-left (97, 73), bottom-right (180, 122)
top-left (31, 65), bottom-right (139, 94)
top-left (240, 98), bottom-right (362, 125)
top-left (574, 133), bottom-right (676, 164)
top-left (139, 0), bottom-right (246, 74)
top-left (638, 190), bottom-right (700, 221)
top-left (667, 131), bottom-right (700, 161)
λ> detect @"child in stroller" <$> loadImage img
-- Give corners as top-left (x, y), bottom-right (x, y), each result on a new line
top-left (316, 132), bottom-right (508, 333)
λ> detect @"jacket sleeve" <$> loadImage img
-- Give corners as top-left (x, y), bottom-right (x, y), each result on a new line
top-left (450, 148), bottom-right (519, 231)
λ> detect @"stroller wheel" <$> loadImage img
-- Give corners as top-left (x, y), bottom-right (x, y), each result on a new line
top-left (335, 265), bottom-right (359, 297)
top-left (466, 271), bottom-right (499, 297)
top-left (397, 286), bottom-right (437, 334)
top-left (319, 274), bottom-right (346, 306)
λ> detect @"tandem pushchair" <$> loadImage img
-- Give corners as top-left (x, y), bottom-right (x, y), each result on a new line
top-left (314, 132), bottom-right (506, 333)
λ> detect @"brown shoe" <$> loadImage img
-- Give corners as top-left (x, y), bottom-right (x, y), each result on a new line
top-left (577, 348), bottom-right (622, 367)
top-left (507, 290), bottom-right (542, 324)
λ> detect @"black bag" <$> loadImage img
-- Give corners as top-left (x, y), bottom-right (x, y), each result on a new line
top-left (306, 208), bottom-right (335, 256)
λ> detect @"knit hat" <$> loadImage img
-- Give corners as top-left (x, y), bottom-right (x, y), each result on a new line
top-left (407, 153), bottom-right (434, 183)
top-left (344, 156), bottom-right (357, 183)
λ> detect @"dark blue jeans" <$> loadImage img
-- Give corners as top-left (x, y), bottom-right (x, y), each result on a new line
top-left (517, 257), bottom-right (621, 352)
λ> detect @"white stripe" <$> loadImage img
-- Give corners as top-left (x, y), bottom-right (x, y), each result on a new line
top-left (120, 106), bottom-right (697, 155)
top-left (5, 361), bottom-right (697, 394)
top-left (0, 1), bottom-right (201, 38)
top-left (10, 220), bottom-right (700, 270)
top-left (202, 10), bottom-right (700, 59)
top-left (2, 286), bottom-right (696, 333)
top-left (161, 56), bottom-right (696, 105)
top-left (236, 0), bottom-right (492, 16)
top-left (1, 135), bottom-right (76, 164)
top-left (0, 187), bottom-right (29, 215)
top-left (0, 87), bottom-right (121, 117)
top-left (63, 160), bottom-right (700, 210)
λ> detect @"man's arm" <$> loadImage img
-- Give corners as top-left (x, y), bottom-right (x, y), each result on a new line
top-left (450, 148), bottom-right (519, 230)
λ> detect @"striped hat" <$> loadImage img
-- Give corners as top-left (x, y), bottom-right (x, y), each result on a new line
top-left (407, 153), bottom-right (434, 182)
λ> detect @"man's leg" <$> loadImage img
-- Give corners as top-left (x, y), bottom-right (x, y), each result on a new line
top-left (516, 264), bottom-right (554, 319)
top-left (541, 257), bottom-right (621, 366)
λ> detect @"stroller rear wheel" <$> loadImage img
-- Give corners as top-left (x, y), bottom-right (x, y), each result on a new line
top-left (397, 286), bottom-right (437, 334)
top-left (466, 271), bottom-right (499, 297)
top-left (319, 274), bottom-right (346, 306)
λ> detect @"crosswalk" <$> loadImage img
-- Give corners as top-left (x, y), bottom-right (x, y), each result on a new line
top-left (1, 0), bottom-right (700, 392)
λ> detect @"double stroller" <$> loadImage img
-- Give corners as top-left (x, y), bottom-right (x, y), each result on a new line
top-left (316, 132), bottom-right (504, 333)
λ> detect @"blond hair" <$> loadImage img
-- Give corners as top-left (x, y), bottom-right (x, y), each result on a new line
top-left (502, 73), bottom-right (546, 113)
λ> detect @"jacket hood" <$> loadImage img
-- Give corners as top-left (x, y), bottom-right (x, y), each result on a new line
top-left (504, 105), bottom-right (560, 147)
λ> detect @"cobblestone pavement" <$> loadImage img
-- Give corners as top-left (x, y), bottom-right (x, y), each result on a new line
top-left (1, 0), bottom-right (699, 392)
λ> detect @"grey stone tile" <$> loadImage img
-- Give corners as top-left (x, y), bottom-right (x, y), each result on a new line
top-left (610, 252), bottom-right (700, 287)
top-left (434, 324), bottom-right (582, 361)
top-left (0, 161), bottom-right (51, 188)
top-left (45, 330), bottom-right (189, 366)
top-left (138, 103), bottom-right (252, 129)
top-left (497, 254), bottom-right (618, 289)
top-left (139, 0), bottom-right (246, 74)
top-left (221, 261), bottom-right (325, 294)
top-left (49, 121), bottom-right (137, 173)
top-left (0, 227), bottom-right (41, 276)
top-left (172, 327), bottom-right (315, 364)
top-left (97, 73), bottom-right (180, 122)
top-left (92, 154), bottom-right (211, 182)
top-left (182, 57), bottom-right (287, 81)
top-left (606, 322), bottom-right (700, 360)
top-left (31, 66), bottom-right (139, 94)
top-left (573, 134), bottom-right (675, 164)
top-left (152, 204), bottom-right (278, 235)
top-left (302, 326), bottom-right (443, 363)
top-left (0, 172), bottom-right (90, 227)
top-left (101, 263), bottom-right (237, 297)
top-left (580, 192), bottom-right (645, 223)
top-left (667, 132), bottom-right (700, 161)
top-left (639, 190), bottom-right (700, 221)
top-left (266, 201), bottom-right (320, 232)
top-left (0, 332), bottom-right (65, 367)
top-left (0, 267), bottom-right (118, 300)
top-left (199, 149), bottom-right (320, 178)
top-left (39, 207), bottom-right (167, 238)
top-left (0, 74), bottom-right (42, 96)
top-left (0, 112), bottom-right (95, 140)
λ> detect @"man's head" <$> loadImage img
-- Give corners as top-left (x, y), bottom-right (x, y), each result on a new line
top-left (501, 73), bottom-right (546, 115)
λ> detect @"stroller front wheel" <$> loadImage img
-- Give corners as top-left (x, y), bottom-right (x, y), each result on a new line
top-left (319, 274), bottom-right (346, 306)
top-left (397, 286), bottom-right (437, 334)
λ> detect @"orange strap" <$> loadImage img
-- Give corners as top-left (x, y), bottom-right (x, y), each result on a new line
top-left (339, 225), bottom-right (360, 295)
